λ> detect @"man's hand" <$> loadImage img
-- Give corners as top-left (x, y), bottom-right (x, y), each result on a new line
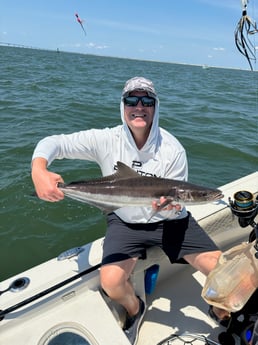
top-left (152, 196), bottom-right (182, 212)
top-left (31, 158), bottom-right (64, 202)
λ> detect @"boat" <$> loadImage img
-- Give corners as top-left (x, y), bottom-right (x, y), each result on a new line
top-left (0, 171), bottom-right (257, 345)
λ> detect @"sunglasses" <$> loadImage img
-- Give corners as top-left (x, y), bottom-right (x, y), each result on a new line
top-left (123, 96), bottom-right (155, 107)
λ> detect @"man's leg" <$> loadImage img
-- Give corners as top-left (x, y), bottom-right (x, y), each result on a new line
top-left (184, 250), bottom-right (231, 320)
top-left (100, 257), bottom-right (140, 316)
top-left (100, 257), bottom-right (146, 344)
top-left (184, 250), bottom-right (221, 275)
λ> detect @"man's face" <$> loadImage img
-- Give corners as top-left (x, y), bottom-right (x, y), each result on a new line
top-left (123, 91), bottom-right (155, 134)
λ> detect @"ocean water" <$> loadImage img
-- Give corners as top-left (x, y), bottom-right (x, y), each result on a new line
top-left (0, 46), bottom-right (257, 281)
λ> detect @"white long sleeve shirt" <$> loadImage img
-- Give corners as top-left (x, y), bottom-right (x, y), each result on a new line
top-left (32, 97), bottom-right (188, 223)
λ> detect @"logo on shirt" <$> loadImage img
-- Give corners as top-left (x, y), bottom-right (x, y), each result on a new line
top-left (114, 160), bottom-right (159, 178)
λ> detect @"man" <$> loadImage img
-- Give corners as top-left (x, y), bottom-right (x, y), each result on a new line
top-left (31, 76), bottom-right (229, 345)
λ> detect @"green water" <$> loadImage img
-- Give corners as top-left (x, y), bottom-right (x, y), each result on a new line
top-left (0, 46), bottom-right (257, 280)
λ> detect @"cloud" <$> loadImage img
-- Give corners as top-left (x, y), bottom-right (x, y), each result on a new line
top-left (59, 42), bottom-right (108, 50)
top-left (86, 42), bottom-right (108, 50)
top-left (213, 47), bottom-right (225, 51)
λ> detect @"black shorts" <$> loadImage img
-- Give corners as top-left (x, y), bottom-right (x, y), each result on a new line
top-left (101, 212), bottom-right (219, 265)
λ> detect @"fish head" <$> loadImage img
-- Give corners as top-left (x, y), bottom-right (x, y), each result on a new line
top-left (177, 186), bottom-right (224, 204)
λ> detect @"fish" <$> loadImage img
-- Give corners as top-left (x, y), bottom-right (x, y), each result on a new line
top-left (58, 161), bottom-right (224, 220)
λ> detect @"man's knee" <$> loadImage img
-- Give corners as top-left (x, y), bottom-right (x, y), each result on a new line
top-left (100, 264), bottom-right (127, 293)
top-left (184, 250), bottom-right (222, 275)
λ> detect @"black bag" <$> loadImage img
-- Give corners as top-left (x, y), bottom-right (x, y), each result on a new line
top-left (218, 289), bottom-right (258, 345)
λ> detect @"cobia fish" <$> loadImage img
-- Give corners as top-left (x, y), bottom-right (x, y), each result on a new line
top-left (58, 161), bottom-right (224, 219)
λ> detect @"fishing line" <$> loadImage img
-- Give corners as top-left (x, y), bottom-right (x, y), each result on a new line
top-left (235, 0), bottom-right (258, 70)
top-left (236, 0), bottom-right (258, 170)
top-left (251, 0), bottom-right (258, 163)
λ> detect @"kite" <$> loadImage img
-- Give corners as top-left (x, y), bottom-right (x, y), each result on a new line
top-left (75, 13), bottom-right (87, 36)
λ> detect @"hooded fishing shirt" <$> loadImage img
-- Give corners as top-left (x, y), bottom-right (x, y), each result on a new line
top-left (32, 96), bottom-right (188, 223)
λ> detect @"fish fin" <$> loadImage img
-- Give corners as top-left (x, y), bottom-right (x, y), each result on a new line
top-left (75, 198), bottom-right (118, 213)
top-left (146, 209), bottom-right (158, 223)
top-left (116, 161), bottom-right (140, 178)
top-left (57, 162), bottom-right (139, 188)
top-left (156, 199), bottom-right (173, 211)
top-left (94, 161), bottom-right (139, 183)
top-left (146, 199), bottom-right (173, 222)
top-left (101, 206), bottom-right (118, 214)
top-left (147, 199), bottom-right (184, 223)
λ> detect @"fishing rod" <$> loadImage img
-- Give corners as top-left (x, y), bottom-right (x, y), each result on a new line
top-left (0, 260), bottom-right (101, 321)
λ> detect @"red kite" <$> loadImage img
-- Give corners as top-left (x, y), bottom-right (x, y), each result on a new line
top-left (75, 13), bottom-right (87, 36)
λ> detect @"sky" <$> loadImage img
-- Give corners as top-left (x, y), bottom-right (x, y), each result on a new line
top-left (1, 0), bottom-right (258, 70)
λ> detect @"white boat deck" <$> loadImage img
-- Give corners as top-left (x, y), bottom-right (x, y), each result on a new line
top-left (0, 171), bottom-right (257, 345)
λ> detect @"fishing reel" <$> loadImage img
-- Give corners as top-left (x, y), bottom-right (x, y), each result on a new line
top-left (229, 191), bottom-right (258, 252)
top-left (229, 191), bottom-right (258, 228)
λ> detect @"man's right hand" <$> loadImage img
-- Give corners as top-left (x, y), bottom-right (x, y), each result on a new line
top-left (31, 158), bottom-right (64, 202)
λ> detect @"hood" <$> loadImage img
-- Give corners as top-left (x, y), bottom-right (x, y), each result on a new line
top-left (120, 90), bottom-right (161, 159)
